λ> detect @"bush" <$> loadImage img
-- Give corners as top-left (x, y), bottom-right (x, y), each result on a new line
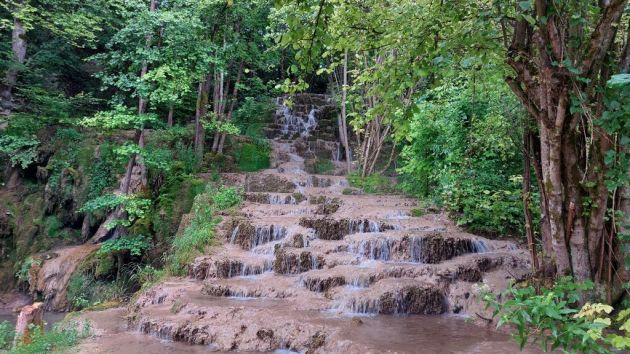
top-left (347, 173), bottom-right (396, 194)
top-left (66, 271), bottom-right (126, 310)
top-left (397, 76), bottom-right (529, 236)
top-left (313, 159), bottom-right (335, 174)
top-left (10, 321), bottom-right (90, 354)
top-left (211, 186), bottom-right (243, 210)
top-left (483, 277), bottom-right (630, 353)
top-left (0, 321), bottom-right (13, 350)
top-left (236, 142), bottom-right (270, 172)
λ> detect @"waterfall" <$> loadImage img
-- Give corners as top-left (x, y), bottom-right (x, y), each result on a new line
top-left (471, 239), bottom-right (490, 253)
top-left (251, 225), bottom-right (288, 248)
top-left (410, 237), bottom-right (423, 263)
top-left (275, 100), bottom-right (319, 139)
top-left (230, 225), bottom-right (240, 244)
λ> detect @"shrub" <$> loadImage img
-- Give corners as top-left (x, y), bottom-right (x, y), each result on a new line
top-left (347, 173), bottom-right (396, 194)
top-left (0, 321), bottom-right (14, 350)
top-left (211, 186), bottom-right (243, 210)
top-left (236, 142), bottom-right (270, 172)
top-left (10, 321), bottom-right (90, 354)
top-left (313, 159), bottom-right (335, 174)
top-left (483, 277), bottom-right (630, 353)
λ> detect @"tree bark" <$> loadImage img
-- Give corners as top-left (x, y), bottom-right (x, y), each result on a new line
top-left (1, 8), bottom-right (27, 112)
top-left (167, 105), bottom-right (174, 127)
top-left (340, 49), bottom-right (352, 172)
top-left (195, 76), bottom-right (211, 159)
top-left (523, 129), bottom-right (539, 272)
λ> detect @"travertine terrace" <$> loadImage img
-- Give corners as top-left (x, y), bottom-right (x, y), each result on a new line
top-left (127, 94), bottom-right (533, 353)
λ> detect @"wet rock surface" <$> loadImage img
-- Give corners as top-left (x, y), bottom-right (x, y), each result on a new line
top-left (115, 94), bottom-right (534, 353)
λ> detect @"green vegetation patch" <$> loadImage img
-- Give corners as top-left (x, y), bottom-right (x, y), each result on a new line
top-left (235, 143), bottom-right (271, 172)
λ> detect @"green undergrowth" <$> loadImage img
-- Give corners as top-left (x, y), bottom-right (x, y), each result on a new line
top-left (235, 142), bottom-right (271, 172)
top-left (483, 277), bottom-right (630, 353)
top-left (313, 159), bottom-right (335, 175)
top-left (347, 173), bottom-right (398, 194)
top-left (0, 320), bottom-right (90, 354)
top-left (166, 184), bottom-right (243, 275)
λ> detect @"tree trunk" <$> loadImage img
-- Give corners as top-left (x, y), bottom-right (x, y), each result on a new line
top-left (195, 76), bottom-right (211, 159)
top-left (340, 49), bottom-right (352, 172)
top-left (167, 105), bottom-right (174, 127)
top-left (542, 124), bottom-right (572, 276)
top-left (1, 11), bottom-right (27, 112)
top-left (504, 0), bottom-right (627, 285)
top-left (523, 129), bottom-right (539, 272)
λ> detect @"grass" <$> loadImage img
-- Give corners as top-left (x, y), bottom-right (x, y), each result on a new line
top-left (166, 184), bottom-right (242, 274)
top-left (313, 159), bottom-right (335, 174)
top-left (347, 173), bottom-right (397, 194)
top-left (0, 320), bottom-right (90, 354)
top-left (236, 143), bottom-right (270, 172)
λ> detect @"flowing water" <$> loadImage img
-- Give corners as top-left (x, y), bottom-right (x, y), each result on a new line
top-left (79, 94), bottom-right (538, 353)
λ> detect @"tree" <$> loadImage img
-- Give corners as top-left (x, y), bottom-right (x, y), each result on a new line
top-left (0, 0), bottom-right (118, 113)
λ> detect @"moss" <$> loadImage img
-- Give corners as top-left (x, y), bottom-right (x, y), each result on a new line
top-left (410, 208), bottom-right (424, 217)
top-left (313, 159), bottom-right (335, 175)
top-left (236, 143), bottom-right (270, 172)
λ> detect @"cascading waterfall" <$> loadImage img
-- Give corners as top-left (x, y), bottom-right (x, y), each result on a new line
top-left (348, 238), bottom-right (393, 261)
top-left (410, 237), bottom-right (424, 263)
top-left (275, 100), bottom-right (319, 138)
top-left (223, 259), bottom-right (274, 278)
top-left (251, 225), bottom-right (288, 248)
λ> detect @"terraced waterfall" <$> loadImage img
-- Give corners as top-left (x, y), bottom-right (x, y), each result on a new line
top-left (95, 94), bottom-right (537, 353)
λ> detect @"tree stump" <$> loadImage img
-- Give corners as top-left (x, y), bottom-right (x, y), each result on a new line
top-left (13, 302), bottom-right (44, 346)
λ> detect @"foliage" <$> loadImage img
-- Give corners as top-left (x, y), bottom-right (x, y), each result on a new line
top-left (9, 321), bottom-right (90, 354)
top-left (235, 142), bottom-right (271, 172)
top-left (97, 235), bottom-right (150, 257)
top-left (167, 184), bottom-right (241, 274)
top-left (0, 321), bottom-right (13, 350)
top-left (397, 76), bottom-right (528, 236)
top-left (81, 105), bottom-right (158, 130)
top-left (66, 271), bottom-right (126, 310)
top-left (483, 277), bottom-right (628, 353)
top-left (210, 186), bottom-right (243, 210)
top-left (313, 159), bottom-right (335, 175)
top-left (79, 194), bottom-right (151, 229)
top-left (0, 135), bottom-right (39, 169)
top-left (347, 173), bottom-right (396, 194)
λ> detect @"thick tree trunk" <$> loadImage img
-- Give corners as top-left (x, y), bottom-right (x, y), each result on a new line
top-left (541, 125), bottom-right (572, 276)
top-left (1, 13), bottom-right (27, 112)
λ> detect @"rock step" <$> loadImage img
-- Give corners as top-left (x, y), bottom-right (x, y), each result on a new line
top-left (329, 278), bottom-right (446, 315)
top-left (299, 217), bottom-right (402, 240)
top-left (200, 275), bottom-right (310, 299)
top-left (191, 253), bottom-right (274, 279)
top-left (345, 231), bottom-right (495, 264)
top-left (135, 296), bottom-right (334, 352)
top-left (244, 192), bottom-right (307, 205)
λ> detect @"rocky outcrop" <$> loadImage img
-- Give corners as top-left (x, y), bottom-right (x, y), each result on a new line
top-left (299, 218), bottom-right (396, 240)
top-left (28, 244), bottom-right (99, 311)
top-left (245, 173), bottom-right (295, 193)
top-left (274, 248), bottom-right (324, 274)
